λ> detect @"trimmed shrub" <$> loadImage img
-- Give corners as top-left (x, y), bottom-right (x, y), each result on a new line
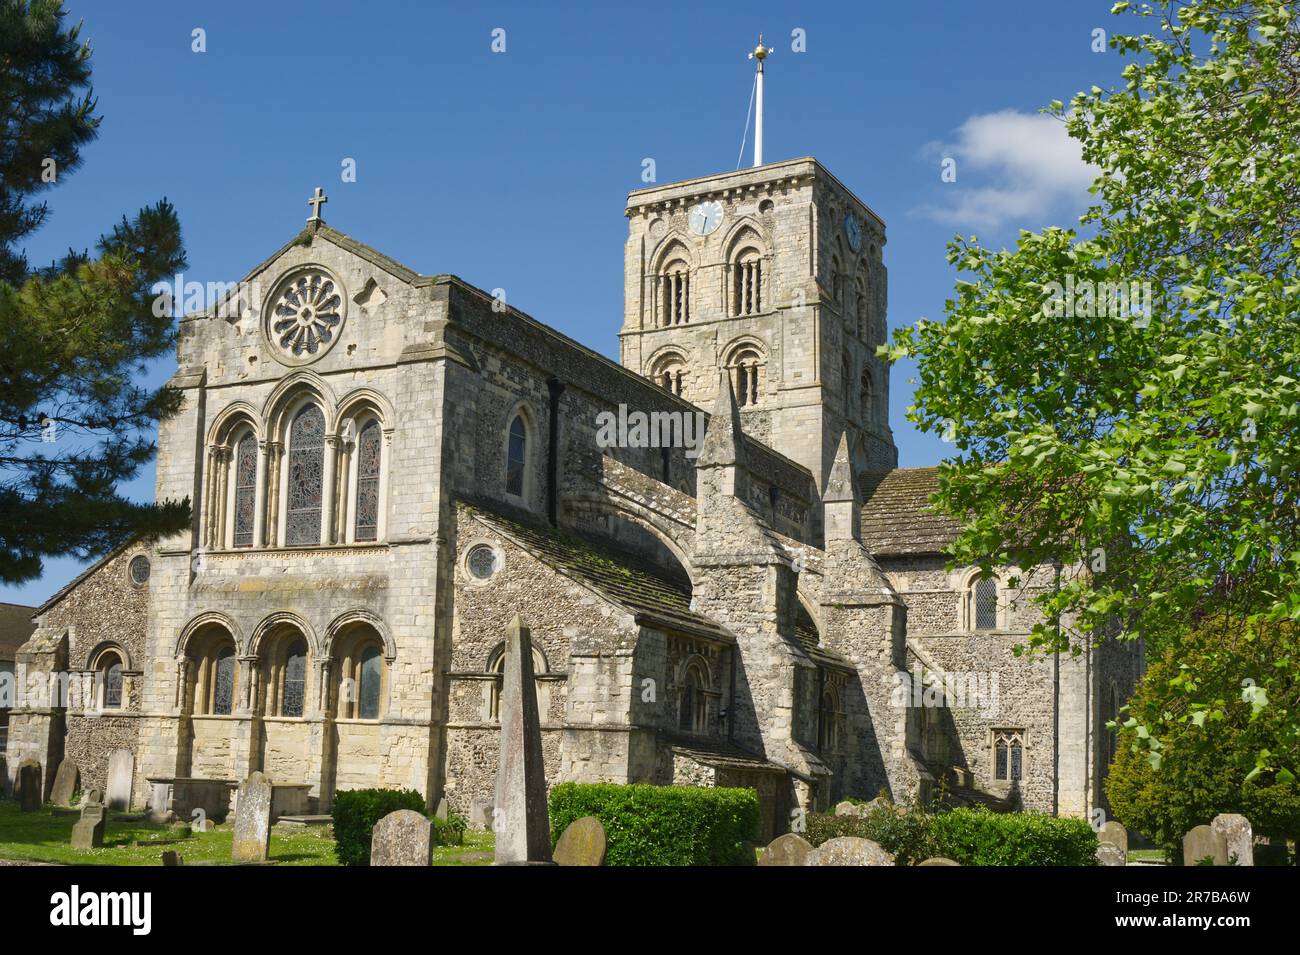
top-left (805, 803), bottom-right (939, 866)
top-left (331, 788), bottom-right (425, 866)
top-left (549, 782), bottom-right (759, 866)
top-left (930, 807), bottom-right (1098, 866)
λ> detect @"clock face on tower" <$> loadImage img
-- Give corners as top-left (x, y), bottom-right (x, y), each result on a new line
top-left (688, 200), bottom-right (724, 236)
top-left (844, 213), bottom-right (862, 252)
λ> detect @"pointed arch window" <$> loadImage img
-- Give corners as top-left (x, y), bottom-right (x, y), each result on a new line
top-left (353, 420), bottom-right (381, 542)
top-left (506, 414), bottom-right (527, 498)
top-left (286, 404), bottom-right (325, 546)
top-left (678, 659), bottom-right (708, 733)
top-left (860, 367), bottom-right (875, 427)
top-left (232, 433), bottom-right (258, 548)
top-left (994, 729), bottom-right (1024, 782)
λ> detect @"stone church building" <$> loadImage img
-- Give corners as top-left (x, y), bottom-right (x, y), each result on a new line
top-left (5, 157), bottom-right (1140, 838)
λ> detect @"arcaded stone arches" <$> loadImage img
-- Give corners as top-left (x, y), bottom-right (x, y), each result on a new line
top-left (647, 345), bottom-right (690, 397)
top-left (248, 611), bottom-right (320, 660)
top-left (563, 492), bottom-right (698, 587)
top-left (722, 335), bottom-right (769, 408)
top-left (207, 400), bottom-right (263, 447)
top-left (722, 219), bottom-right (769, 319)
top-left (321, 609), bottom-right (396, 662)
top-left (175, 610), bottom-right (245, 658)
top-left (260, 369), bottom-right (339, 438)
top-left (650, 233), bottom-right (695, 327)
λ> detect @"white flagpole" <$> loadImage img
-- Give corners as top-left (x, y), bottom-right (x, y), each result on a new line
top-left (749, 36), bottom-right (770, 167)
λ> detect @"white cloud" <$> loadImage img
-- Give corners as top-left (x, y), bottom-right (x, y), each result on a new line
top-left (915, 110), bottom-right (1099, 231)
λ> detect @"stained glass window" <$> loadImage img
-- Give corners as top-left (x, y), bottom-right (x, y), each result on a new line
top-left (287, 405), bottom-right (325, 545)
top-left (466, 544), bottom-right (499, 580)
top-left (994, 730), bottom-right (1023, 782)
top-left (233, 433), bottom-right (258, 547)
top-left (104, 659), bottom-right (123, 709)
top-left (213, 648), bottom-right (235, 715)
top-left (357, 646), bottom-right (382, 720)
top-left (282, 640), bottom-right (306, 717)
top-left (128, 555), bottom-right (150, 586)
top-left (974, 576), bottom-right (998, 630)
top-left (506, 415), bottom-right (526, 497)
top-left (354, 420), bottom-right (381, 542)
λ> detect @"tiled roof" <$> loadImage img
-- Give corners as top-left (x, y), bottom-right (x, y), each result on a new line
top-left (657, 730), bottom-right (789, 774)
top-left (859, 467), bottom-right (964, 557)
top-left (464, 499), bottom-right (734, 643)
top-left (0, 602), bottom-right (36, 658)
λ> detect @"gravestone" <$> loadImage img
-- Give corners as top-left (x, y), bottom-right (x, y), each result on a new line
top-left (833, 800), bottom-right (866, 817)
top-left (105, 749), bottom-right (134, 811)
top-left (50, 759), bottom-right (79, 807)
top-left (1096, 843), bottom-right (1126, 866)
top-left (16, 760), bottom-right (42, 811)
top-left (1253, 836), bottom-right (1289, 866)
top-left (805, 836), bottom-right (895, 866)
top-left (758, 833), bottom-right (812, 867)
top-left (468, 798), bottom-right (493, 830)
top-left (1183, 824), bottom-right (1228, 866)
top-left (434, 797), bottom-right (449, 822)
top-left (1211, 813), bottom-right (1253, 866)
top-left (493, 615), bottom-right (551, 864)
top-left (370, 809), bottom-right (433, 866)
top-left (161, 851), bottom-right (183, 866)
top-left (918, 857), bottom-right (960, 866)
top-left (71, 790), bottom-right (106, 849)
top-left (231, 771), bottom-right (273, 862)
top-left (1098, 820), bottom-right (1128, 854)
top-left (553, 816), bottom-right (607, 866)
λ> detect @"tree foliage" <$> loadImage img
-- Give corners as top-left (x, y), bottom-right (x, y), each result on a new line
top-left (0, 0), bottom-right (189, 583)
top-left (1106, 617), bottom-right (1300, 853)
top-left (885, 0), bottom-right (1300, 775)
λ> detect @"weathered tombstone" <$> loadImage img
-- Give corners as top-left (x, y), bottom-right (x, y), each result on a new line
top-left (71, 790), bottom-right (106, 849)
top-left (1096, 843), bottom-right (1127, 866)
top-left (805, 836), bottom-right (895, 866)
top-left (16, 760), bottom-right (42, 812)
top-left (918, 857), bottom-right (961, 866)
top-left (1098, 820), bottom-right (1128, 854)
top-left (160, 850), bottom-right (183, 866)
top-left (1211, 813), bottom-right (1253, 866)
top-left (105, 749), bottom-right (134, 811)
top-left (50, 759), bottom-right (79, 807)
top-left (833, 800), bottom-right (867, 817)
top-left (434, 797), bottom-right (449, 822)
top-left (493, 615), bottom-right (551, 864)
top-left (1183, 824), bottom-right (1228, 866)
top-left (758, 833), bottom-right (812, 867)
top-left (553, 816), bottom-right (607, 866)
top-left (468, 798), bottom-right (493, 830)
top-left (370, 809), bottom-right (433, 866)
top-left (231, 771), bottom-right (273, 862)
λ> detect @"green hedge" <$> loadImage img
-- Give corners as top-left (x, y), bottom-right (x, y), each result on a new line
top-left (331, 788), bottom-right (426, 866)
top-left (805, 805), bottom-right (1097, 866)
top-left (549, 782), bottom-right (759, 866)
top-left (930, 807), bottom-right (1098, 866)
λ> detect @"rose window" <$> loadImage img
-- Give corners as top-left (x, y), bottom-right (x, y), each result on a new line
top-left (269, 270), bottom-right (344, 359)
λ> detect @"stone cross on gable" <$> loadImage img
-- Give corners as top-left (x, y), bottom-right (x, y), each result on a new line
top-left (307, 186), bottom-right (328, 223)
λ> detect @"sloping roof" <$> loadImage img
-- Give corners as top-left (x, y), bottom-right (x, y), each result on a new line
top-left (0, 602), bottom-right (37, 658)
top-left (464, 499), bottom-right (734, 643)
top-left (34, 538), bottom-right (135, 616)
top-left (657, 730), bottom-right (789, 774)
top-left (859, 467), bottom-right (963, 557)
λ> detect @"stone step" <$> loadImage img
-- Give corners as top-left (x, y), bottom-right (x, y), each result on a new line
top-left (276, 814), bottom-right (333, 826)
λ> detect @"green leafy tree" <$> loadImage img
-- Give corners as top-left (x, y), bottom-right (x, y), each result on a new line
top-left (885, 0), bottom-right (1300, 775)
top-left (1106, 618), bottom-right (1300, 856)
top-left (0, 0), bottom-right (189, 583)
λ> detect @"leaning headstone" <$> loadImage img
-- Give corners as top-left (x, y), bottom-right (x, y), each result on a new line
top-left (553, 816), bottom-right (607, 866)
top-left (71, 790), bottom-right (106, 849)
top-left (1098, 820), bottom-right (1128, 854)
top-left (805, 836), bottom-right (895, 866)
top-left (1211, 813), bottom-right (1253, 866)
top-left (50, 759), bottom-right (79, 807)
top-left (1096, 843), bottom-right (1127, 866)
top-left (758, 833), bottom-right (812, 867)
top-left (105, 749), bottom-right (134, 811)
top-left (1183, 824), bottom-right (1228, 866)
top-left (231, 771), bottom-right (273, 862)
top-left (918, 857), bottom-right (960, 866)
top-left (493, 615), bottom-right (551, 864)
top-left (17, 760), bottom-right (42, 811)
top-left (370, 809), bottom-right (432, 866)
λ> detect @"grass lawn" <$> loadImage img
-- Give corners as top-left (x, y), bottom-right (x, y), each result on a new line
top-left (0, 801), bottom-right (496, 866)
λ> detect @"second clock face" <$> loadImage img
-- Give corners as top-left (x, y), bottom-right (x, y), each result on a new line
top-left (844, 213), bottom-right (862, 252)
top-left (689, 200), bottom-right (724, 236)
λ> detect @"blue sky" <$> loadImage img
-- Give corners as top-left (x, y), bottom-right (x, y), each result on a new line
top-left (4, 0), bottom-right (1125, 605)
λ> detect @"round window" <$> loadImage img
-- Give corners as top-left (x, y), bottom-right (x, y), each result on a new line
top-left (466, 545), bottom-right (500, 580)
top-left (128, 555), bottom-right (151, 587)
top-left (265, 267), bottom-right (346, 364)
